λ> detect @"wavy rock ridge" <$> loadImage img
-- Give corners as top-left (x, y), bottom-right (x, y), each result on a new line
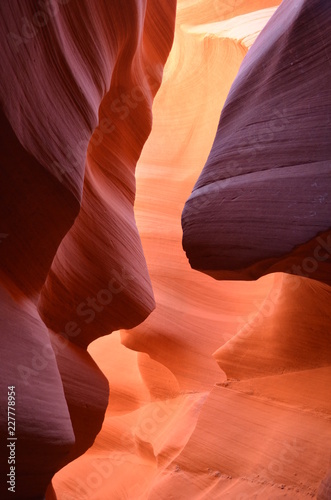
top-left (0, 1), bottom-right (175, 498)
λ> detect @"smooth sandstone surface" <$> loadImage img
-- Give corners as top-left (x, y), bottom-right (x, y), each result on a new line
top-left (182, 0), bottom-right (331, 283)
top-left (0, 1), bottom-right (175, 498)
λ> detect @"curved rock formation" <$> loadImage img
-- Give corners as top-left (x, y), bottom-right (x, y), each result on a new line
top-left (180, 0), bottom-right (331, 498)
top-left (0, 1), bottom-right (175, 498)
top-left (182, 0), bottom-right (331, 284)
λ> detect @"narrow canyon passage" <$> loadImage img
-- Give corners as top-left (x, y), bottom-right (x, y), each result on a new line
top-left (0, 1), bottom-right (330, 499)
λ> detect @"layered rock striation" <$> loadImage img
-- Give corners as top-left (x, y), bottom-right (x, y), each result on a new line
top-left (182, 0), bottom-right (331, 284)
top-left (0, 1), bottom-right (175, 498)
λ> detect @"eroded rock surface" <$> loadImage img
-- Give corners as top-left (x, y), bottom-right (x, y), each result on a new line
top-left (0, 1), bottom-right (175, 498)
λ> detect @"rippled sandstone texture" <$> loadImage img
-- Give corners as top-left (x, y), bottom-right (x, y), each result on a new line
top-left (182, 0), bottom-right (331, 285)
top-left (0, 1), bottom-right (175, 498)
top-left (181, 0), bottom-right (331, 498)
top-left (52, 1), bottom-right (331, 499)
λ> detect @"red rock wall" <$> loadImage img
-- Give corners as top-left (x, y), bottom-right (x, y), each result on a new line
top-left (182, 0), bottom-right (331, 285)
top-left (0, 1), bottom-right (176, 498)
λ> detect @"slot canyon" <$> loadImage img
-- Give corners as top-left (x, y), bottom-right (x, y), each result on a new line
top-left (0, 1), bottom-right (330, 499)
